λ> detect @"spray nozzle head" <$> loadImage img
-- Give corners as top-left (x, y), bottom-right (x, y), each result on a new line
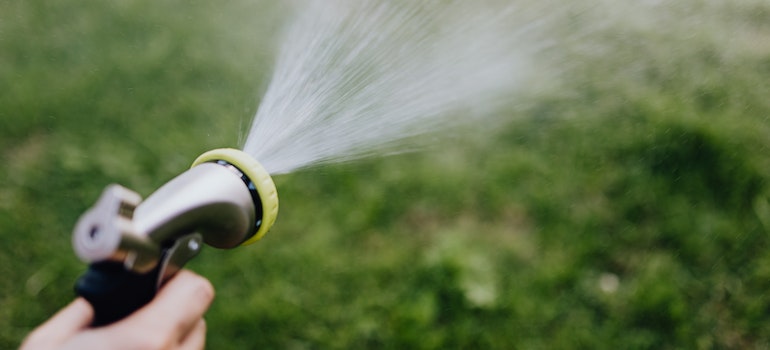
top-left (191, 148), bottom-right (279, 245)
top-left (72, 148), bottom-right (279, 272)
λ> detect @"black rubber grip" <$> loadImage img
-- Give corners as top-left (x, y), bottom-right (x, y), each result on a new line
top-left (75, 261), bottom-right (160, 327)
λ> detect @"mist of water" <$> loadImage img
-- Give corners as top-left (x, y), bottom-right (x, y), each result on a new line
top-left (241, 0), bottom-right (732, 174)
top-left (242, 1), bottom-right (565, 174)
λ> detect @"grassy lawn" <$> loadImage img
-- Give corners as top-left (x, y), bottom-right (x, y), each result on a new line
top-left (2, 0), bottom-right (770, 348)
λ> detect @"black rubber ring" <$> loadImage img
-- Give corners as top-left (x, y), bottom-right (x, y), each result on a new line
top-left (211, 160), bottom-right (264, 243)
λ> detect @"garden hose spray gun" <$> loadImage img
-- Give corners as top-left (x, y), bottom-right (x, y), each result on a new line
top-left (71, 148), bottom-right (279, 326)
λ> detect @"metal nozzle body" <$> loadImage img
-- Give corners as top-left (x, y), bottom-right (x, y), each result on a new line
top-left (135, 162), bottom-right (256, 249)
top-left (73, 160), bottom-right (261, 273)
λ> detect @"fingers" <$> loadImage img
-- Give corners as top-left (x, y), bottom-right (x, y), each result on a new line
top-left (178, 319), bottom-right (207, 350)
top-left (119, 270), bottom-right (215, 345)
top-left (22, 271), bottom-right (214, 350)
top-left (20, 298), bottom-right (93, 350)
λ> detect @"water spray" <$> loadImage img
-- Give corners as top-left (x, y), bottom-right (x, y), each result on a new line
top-left (71, 148), bottom-right (278, 326)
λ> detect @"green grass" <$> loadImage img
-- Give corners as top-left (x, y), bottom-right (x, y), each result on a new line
top-left (3, 0), bottom-right (770, 348)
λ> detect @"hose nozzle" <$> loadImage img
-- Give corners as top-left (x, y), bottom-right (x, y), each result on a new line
top-left (72, 148), bottom-right (278, 325)
top-left (74, 148), bottom-right (278, 269)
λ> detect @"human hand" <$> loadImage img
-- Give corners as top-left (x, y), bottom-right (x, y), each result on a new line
top-left (20, 270), bottom-right (215, 350)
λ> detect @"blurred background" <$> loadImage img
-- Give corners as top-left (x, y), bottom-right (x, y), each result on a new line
top-left (2, 0), bottom-right (770, 348)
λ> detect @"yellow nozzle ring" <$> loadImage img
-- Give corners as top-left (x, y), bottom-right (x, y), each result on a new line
top-left (191, 148), bottom-right (278, 245)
